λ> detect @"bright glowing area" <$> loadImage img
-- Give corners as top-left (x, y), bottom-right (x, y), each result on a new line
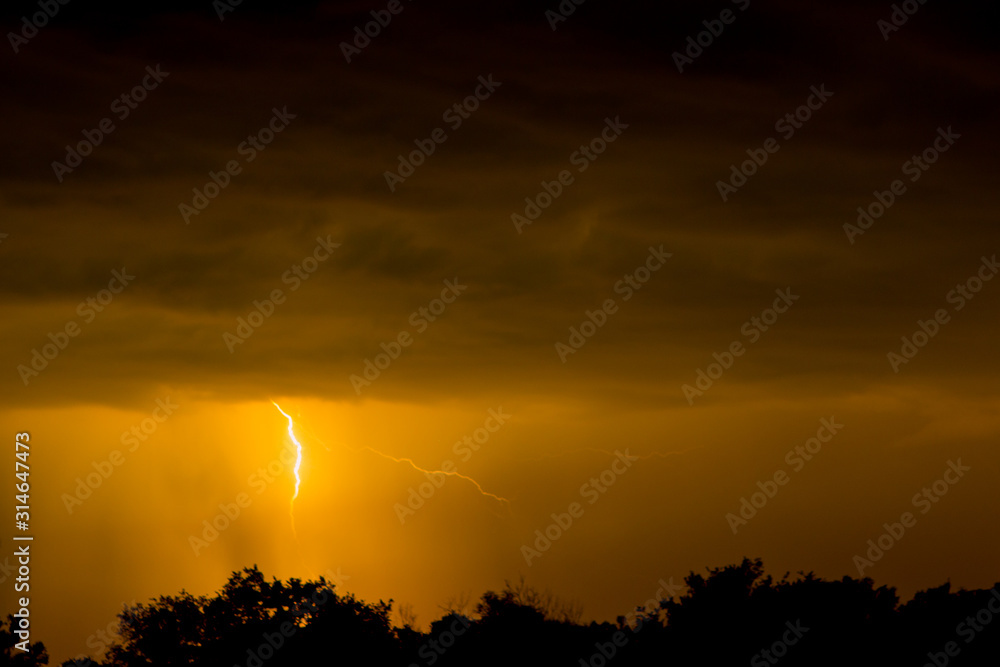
top-left (273, 401), bottom-right (304, 533)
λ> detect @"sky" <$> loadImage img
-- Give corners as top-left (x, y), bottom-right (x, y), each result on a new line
top-left (2, 0), bottom-right (999, 662)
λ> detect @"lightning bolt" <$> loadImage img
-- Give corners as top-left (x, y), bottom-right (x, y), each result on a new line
top-left (272, 405), bottom-right (509, 515)
top-left (272, 402), bottom-right (304, 537)
top-left (357, 446), bottom-right (511, 512)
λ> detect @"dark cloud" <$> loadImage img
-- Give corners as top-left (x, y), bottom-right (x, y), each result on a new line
top-left (2, 2), bottom-right (999, 662)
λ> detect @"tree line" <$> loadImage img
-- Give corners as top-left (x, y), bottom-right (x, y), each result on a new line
top-left (2, 558), bottom-right (999, 666)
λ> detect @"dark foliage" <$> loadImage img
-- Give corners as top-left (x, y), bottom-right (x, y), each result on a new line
top-left (1, 615), bottom-right (48, 667)
top-left (26, 558), bottom-right (999, 667)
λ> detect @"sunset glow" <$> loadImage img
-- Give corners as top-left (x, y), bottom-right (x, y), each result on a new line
top-left (2, 1), bottom-right (998, 664)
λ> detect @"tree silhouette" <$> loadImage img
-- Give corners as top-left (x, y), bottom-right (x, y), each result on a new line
top-left (1, 615), bottom-right (48, 667)
top-left (37, 560), bottom-right (1000, 667)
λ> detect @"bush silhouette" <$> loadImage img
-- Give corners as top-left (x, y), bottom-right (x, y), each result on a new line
top-left (43, 559), bottom-right (1000, 667)
top-left (1, 615), bottom-right (48, 667)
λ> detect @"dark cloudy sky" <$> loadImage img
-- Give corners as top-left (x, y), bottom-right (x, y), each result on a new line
top-left (2, 0), bottom-right (999, 662)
